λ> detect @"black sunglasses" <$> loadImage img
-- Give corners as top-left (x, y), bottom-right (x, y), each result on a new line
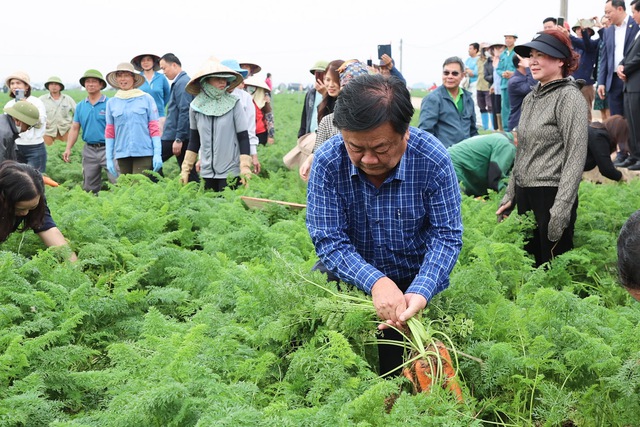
top-left (442, 70), bottom-right (461, 76)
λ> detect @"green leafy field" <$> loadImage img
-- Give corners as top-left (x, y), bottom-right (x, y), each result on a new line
top-left (1, 92), bottom-right (639, 426)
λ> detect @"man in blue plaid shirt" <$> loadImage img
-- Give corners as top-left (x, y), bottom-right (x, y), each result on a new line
top-left (306, 74), bottom-right (463, 375)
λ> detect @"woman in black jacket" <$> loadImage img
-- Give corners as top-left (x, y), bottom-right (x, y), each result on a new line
top-left (585, 115), bottom-right (627, 181)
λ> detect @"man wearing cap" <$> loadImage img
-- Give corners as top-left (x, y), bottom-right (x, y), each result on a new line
top-left (418, 56), bottom-right (479, 148)
top-left (569, 21), bottom-right (600, 120)
top-left (447, 132), bottom-right (517, 197)
top-left (299, 60), bottom-right (328, 138)
top-left (597, 0), bottom-right (639, 120)
top-left (39, 77), bottom-right (76, 146)
top-left (1, 101), bottom-right (40, 163)
top-left (63, 70), bottom-right (116, 193)
top-left (496, 32), bottom-right (518, 131)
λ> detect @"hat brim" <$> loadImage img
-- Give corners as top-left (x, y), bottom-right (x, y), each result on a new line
top-left (4, 104), bottom-right (38, 127)
top-left (514, 39), bottom-right (569, 60)
top-left (79, 76), bottom-right (107, 89)
top-left (186, 61), bottom-right (243, 95)
top-left (244, 76), bottom-right (270, 91)
top-left (239, 63), bottom-right (261, 75)
top-left (45, 81), bottom-right (65, 91)
top-left (5, 74), bottom-right (30, 89)
top-left (131, 54), bottom-right (161, 72)
top-left (105, 70), bottom-right (146, 89)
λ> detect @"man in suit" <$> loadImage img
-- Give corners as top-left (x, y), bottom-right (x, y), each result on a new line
top-left (617, 0), bottom-right (640, 169)
top-left (597, 0), bottom-right (639, 119)
top-left (159, 53), bottom-right (198, 182)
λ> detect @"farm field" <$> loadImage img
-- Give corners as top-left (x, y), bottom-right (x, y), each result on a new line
top-left (1, 91), bottom-right (639, 426)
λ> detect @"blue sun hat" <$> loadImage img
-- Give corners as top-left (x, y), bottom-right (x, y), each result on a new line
top-left (221, 59), bottom-right (249, 79)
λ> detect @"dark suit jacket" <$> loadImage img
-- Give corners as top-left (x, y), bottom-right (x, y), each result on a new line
top-left (621, 33), bottom-right (640, 92)
top-left (597, 16), bottom-right (640, 91)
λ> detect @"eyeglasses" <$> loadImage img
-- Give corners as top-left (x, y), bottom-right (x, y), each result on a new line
top-left (442, 70), bottom-right (461, 76)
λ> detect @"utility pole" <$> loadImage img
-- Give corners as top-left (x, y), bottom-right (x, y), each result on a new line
top-left (560, 0), bottom-right (568, 22)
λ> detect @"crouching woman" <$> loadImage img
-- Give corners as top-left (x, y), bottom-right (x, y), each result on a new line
top-left (0, 160), bottom-right (76, 260)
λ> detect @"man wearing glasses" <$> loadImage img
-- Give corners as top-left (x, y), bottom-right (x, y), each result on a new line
top-left (418, 56), bottom-right (479, 148)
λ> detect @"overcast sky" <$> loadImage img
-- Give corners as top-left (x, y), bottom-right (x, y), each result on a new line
top-left (4, 0), bottom-right (615, 88)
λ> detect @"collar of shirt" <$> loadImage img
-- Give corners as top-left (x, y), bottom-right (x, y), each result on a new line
top-left (446, 88), bottom-right (464, 113)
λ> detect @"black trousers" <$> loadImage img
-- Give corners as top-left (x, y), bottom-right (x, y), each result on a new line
top-left (160, 139), bottom-right (199, 183)
top-left (624, 91), bottom-right (640, 162)
top-left (203, 176), bottom-right (240, 192)
top-left (515, 186), bottom-right (577, 267)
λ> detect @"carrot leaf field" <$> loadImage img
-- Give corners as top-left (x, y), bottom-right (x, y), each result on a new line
top-left (1, 91), bottom-right (639, 426)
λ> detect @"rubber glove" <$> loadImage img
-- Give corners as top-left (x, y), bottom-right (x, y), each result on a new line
top-left (181, 150), bottom-right (198, 184)
top-left (240, 154), bottom-right (253, 187)
top-left (105, 138), bottom-right (118, 177)
top-left (152, 136), bottom-right (162, 171)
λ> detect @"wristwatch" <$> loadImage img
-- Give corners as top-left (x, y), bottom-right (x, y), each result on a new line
top-left (175, 138), bottom-right (182, 143)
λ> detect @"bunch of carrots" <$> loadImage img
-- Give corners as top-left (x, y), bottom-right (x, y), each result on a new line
top-left (398, 316), bottom-right (463, 402)
top-left (285, 254), bottom-right (466, 404)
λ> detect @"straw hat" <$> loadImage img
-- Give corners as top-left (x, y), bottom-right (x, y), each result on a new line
top-left (105, 62), bottom-right (146, 89)
top-left (5, 71), bottom-right (31, 89)
top-left (238, 61), bottom-right (261, 75)
top-left (79, 69), bottom-right (107, 89)
top-left (4, 101), bottom-right (40, 126)
top-left (131, 53), bottom-right (161, 72)
top-left (186, 59), bottom-right (243, 95)
top-left (44, 76), bottom-right (65, 91)
top-left (243, 75), bottom-right (270, 92)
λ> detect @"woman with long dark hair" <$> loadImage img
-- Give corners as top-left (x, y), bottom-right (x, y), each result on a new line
top-left (0, 161), bottom-right (75, 260)
top-left (585, 115), bottom-right (628, 181)
top-left (496, 29), bottom-right (588, 267)
top-left (316, 59), bottom-right (344, 126)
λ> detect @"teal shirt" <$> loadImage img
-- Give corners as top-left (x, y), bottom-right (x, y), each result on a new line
top-left (496, 48), bottom-right (517, 90)
top-left (447, 133), bottom-right (516, 197)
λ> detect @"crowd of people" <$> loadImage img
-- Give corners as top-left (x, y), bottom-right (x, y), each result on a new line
top-left (1, 0), bottom-right (639, 376)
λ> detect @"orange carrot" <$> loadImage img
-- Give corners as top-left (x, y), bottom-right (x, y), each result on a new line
top-left (42, 176), bottom-right (59, 187)
top-left (403, 340), bottom-right (463, 403)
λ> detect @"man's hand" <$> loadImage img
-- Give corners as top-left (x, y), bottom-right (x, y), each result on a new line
top-left (617, 65), bottom-right (627, 82)
top-left (371, 277), bottom-right (407, 330)
top-left (502, 70), bottom-right (514, 79)
top-left (597, 84), bottom-right (606, 100)
top-left (399, 293), bottom-right (428, 323)
top-left (62, 148), bottom-right (72, 163)
top-left (315, 79), bottom-right (327, 96)
top-left (172, 140), bottom-right (182, 156)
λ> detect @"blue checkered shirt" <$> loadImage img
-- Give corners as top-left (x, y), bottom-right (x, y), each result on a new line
top-left (306, 126), bottom-right (463, 301)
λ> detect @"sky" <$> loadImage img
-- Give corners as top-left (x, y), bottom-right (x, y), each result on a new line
top-left (3, 0), bottom-right (614, 89)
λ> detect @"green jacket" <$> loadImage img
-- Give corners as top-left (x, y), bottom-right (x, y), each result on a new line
top-left (448, 133), bottom-right (516, 197)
